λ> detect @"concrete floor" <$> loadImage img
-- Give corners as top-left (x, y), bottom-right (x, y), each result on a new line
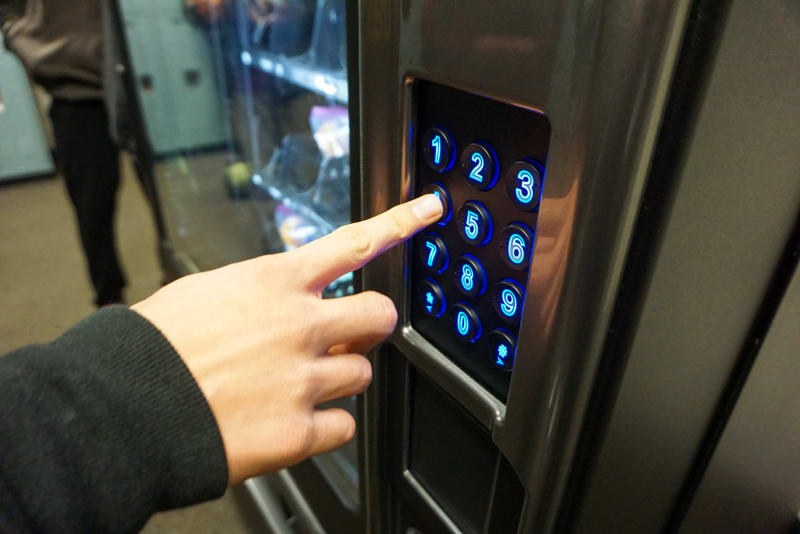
top-left (0, 160), bottom-right (262, 533)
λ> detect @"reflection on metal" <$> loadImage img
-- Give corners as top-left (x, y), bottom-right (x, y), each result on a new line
top-left (243, 477), bottom-right (294, 534)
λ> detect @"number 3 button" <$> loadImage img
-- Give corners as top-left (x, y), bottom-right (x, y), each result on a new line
top-left (499, 223), bottom-right (534, 270)
top-left (461, 142), bottom-right (498, 191)
top-left (505, 160), bottom-right (543, 211)
top-left (456, 201), bottom-right (492, 246)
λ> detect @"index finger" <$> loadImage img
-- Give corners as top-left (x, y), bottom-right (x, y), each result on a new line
top-left (295, 194), bottom-right (443, 290)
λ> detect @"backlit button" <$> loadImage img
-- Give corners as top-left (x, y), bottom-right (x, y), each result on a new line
top-left (451, 302), bottom-right (482, 342)
top-left (417, 233), bottom-right (448, 273)
top-left (505, 160), bottom-right (543, 211)
top-left (499, 222), bottom-right (534, 270)
top-left (493, 279), bottom-right (524, 324)
top-left (421, 182), bottom-right (452, 226)
top-left (461, 142), bottom-right (498, 191)
top-left (421, 127), bottom-right (455, 172)
top-left (488, 329), bottom-right (516, 371)
top-left (453, 255), bottom-right (487, 297)
top-left (456, 201), bottom-right (492, 246)
top-left (419, 279), bottom-right (446, 317)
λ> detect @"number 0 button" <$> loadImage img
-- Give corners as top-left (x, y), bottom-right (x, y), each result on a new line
top-left (421, 127), bottom-right (455, 173)
top-left (499, 223), bottom-right (534, 270)
top-left (505, 160), bottom-right (543, 211)
top-left (461, 142), bottom-right (498, 190)
top-left (456, 201), bottom-right (492, 246)
top-left (451, 302), bottom-right (481, 342)
top-left (417, 233), bottom-right (448, 273)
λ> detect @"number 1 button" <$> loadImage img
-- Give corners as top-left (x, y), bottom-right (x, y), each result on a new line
top-left (505, 160), bottom-right (543, 211)
top-left (421, 127), bottom-right (455, 173)
top-left (461, 142), bottom-right (498, 190)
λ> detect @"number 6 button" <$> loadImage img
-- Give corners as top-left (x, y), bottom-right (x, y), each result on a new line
top-left (456, 201), bottom-right (492, 246)
top-left (505, 160), bottom-right (543, 211)
top-left (461, 142), bottom-right (498, 190)
top-left (499, 223), bottom-right (534, 270)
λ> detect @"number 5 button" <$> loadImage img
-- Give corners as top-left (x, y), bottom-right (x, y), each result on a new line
top-left (461, 142), bottom-right (498, 190)
top-left (505, 160), bottom-right (543, 211)
top-left (499, 223), bottom-right (534, 270)
top-left (456, 201), bottom-right (492, 246)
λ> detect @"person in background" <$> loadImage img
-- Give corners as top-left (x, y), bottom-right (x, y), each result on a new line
top-left (2, 0), bottom-right (128, 306)
top-left (0, 195), bottom-right (444, 534)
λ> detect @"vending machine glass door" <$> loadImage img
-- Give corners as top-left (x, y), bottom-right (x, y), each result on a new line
top-left (110, 0), bottom-right (358, 531)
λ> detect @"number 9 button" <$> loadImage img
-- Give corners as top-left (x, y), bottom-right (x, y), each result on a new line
top-left (493, 279), bottom-right (524, 324)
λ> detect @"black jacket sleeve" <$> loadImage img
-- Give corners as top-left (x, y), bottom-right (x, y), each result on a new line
top-left (0, 306), bottom-right (228, 534)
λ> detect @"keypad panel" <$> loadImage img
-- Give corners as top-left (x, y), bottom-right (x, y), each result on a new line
top-left (410, 80), bottom-right (551, 401)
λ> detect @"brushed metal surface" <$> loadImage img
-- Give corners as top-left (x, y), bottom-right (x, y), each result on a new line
top-left (679, 264), bottom-right (800, 533)
top-left (574, 0), bottom-right (800, 531)
top-left (359, 0), bottom-right (692, 531)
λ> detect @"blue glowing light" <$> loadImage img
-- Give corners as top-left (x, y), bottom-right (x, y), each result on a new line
top-left (426, 305), bottom-right (433, 313)
top-left (460, 264), bottom-right (474, 291)
top-left (425, 241), bottom-right (437, 267)
top-left (507, 233), bottom-right (526, 264)
top-left (456, 311), bottom-right (470, 336)
top-left (469, 152), bottom-right (485, 182)
top-left (464, 210), bottom-right (479, 240)
top-left (498, 344), bottom-right (508, 358)
top-left (515, 170), bottom-right (535, 204)
top-left (500, 288), bottom-right (517, 316)
top-left (426, 291), bottom-right (435, 305)
top-left (431, 135), bottom-right (442, 165)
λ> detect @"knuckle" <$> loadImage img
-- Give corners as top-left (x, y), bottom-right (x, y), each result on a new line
top-left (374, 293), bottom-right (398, 334)
top-left (292, 415), bottom-right (316, 456)
top-left (340, 414), bottom-right (356, 443)
top-left (355, 357), bottom-right (373, 391)
top-left (339, 225), bottom-right (374, 264)
top-left (388, 207), bottom-right (414, 240)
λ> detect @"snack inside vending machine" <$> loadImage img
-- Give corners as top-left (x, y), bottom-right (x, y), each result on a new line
top-left (115, 0), bottom-right (800, 532)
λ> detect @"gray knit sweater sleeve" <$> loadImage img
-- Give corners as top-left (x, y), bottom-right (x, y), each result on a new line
top-left (0, 306), bottom-right (228, 533)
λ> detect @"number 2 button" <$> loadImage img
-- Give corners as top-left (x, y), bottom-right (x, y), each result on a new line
top-left (461, 142), bottom-right (498, 191)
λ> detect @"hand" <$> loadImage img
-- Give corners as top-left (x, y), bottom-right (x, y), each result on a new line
top-left (131, 195), bottom-right (443, 484)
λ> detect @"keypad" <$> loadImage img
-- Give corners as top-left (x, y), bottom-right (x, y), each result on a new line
top-left (409, 81), bottom-right (550, 401)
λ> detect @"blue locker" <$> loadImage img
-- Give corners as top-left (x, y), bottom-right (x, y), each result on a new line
top-left (0, 35), bottom-right (54, 182)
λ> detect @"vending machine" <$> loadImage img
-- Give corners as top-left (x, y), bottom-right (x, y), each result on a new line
top-left (114, 0), bottom-right (800, 532)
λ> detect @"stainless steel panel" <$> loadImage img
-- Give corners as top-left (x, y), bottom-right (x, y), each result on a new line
top-left (574, 0), bottom-right (800, 531)
top-left (359, 0), bottom-right (693, 531)
top-left (679, 264), bottom-right (800, 533)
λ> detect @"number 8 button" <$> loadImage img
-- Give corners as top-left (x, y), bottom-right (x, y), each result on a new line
top-left (505, 160), bottom-right (543, 211)
top-left (499, 223), bottom-right (534, 270)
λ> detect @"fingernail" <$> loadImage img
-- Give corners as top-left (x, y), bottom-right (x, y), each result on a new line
top-left (412, 194), bottom-right (443, 221)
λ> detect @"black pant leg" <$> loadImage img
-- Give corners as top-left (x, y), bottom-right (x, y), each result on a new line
top-left (49, 99), bottom-right (126, 306)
